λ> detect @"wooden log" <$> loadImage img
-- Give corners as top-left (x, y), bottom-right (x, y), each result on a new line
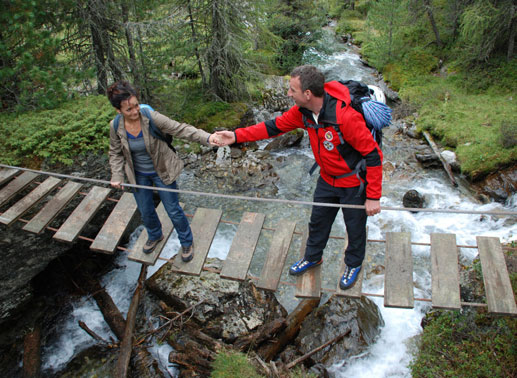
top-left (77, 274), bottom-right (126, 341)
top-left (115, 264), bottom-right (148, 378)
top-left (423, 131), bottom-right (457, 187)
top-left (258, 298), bottom-right (320, 362)
top-left (78, 321), bottom-right (109, 344)
top-left (234, 318), bottom-right (286, 352)
top-left (22, 326), bottom-right (41, 378)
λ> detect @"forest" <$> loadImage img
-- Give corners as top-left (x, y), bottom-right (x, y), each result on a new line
top-left (0, 0), bottom-right (515, 179)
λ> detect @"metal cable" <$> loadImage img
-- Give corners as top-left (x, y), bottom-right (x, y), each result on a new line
top-left (1, 163), bottom-right (516, 217)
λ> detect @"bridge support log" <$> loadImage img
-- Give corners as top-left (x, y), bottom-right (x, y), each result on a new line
top-left (115, 264), bottom-right (147, 378)
top-left (22, 326), bottom-right (41, 378)
top-left (258, 298), bottom-right (320, 362)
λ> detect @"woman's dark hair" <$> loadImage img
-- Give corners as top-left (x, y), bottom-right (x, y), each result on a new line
top-left (290, 65), bottom-right (325, 97)
top-left (107, 81), bottom-right (138, 109)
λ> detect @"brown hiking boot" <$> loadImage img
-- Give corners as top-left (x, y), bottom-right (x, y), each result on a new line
top-left (143, 235), bottom-right (164, 254)
top-left (181, 243), bottom-right (194, 262)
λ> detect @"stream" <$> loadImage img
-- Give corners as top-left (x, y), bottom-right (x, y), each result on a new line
top-left (40, 29), bottom-right (517, 377)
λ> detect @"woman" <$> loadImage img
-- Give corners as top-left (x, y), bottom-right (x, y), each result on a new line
top-left (107, 81), bottom-right (219, 261)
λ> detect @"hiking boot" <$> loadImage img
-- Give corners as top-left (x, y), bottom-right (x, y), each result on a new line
top-left (289, 257), bottom-right (322, 276)
top-left (339, 264), bottom-right (362, 290)
top-left (181, 243), bottom-right (194, 262)
top-left (143, 235), bottom-right (164, 254)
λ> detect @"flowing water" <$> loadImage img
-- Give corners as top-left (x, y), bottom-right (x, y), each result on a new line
top-left (40, 29), bottom-right (517, 377)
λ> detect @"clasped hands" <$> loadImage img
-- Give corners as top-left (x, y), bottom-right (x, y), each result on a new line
top-left (208, 131), bottom-right (236, 147)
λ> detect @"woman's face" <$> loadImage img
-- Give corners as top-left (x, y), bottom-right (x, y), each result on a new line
top-left (117, 95), bottom-right (140, 122)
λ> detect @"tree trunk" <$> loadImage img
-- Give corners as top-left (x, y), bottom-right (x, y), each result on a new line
top-left (121, 3), bottom-right (141, 87)
top-left (508, 7), bottom-right (516, 61)
top-left (22, 326), bottom-right (41, 378)
top-left (187, 0), bottom-right (206, 88)
top-left (258, 298), bottom-right (320, 362)
top-left (423, 0), bottom-right (442, 47)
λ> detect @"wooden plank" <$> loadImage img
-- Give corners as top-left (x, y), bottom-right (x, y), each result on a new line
top-left (0, 176), bottom-right (61, 226)
top-left (53, 186), bottom-right (111, 243)
top-left (0, 171), bottom-right (39, 207)
top-left (90, 192), bottom-right (138, 254)
top-left (256, 221), bottom-right (297, 291)
top-left (171, 207), bottom-right (222, 276)
top-left (384, 232), bottom-right (414, 308)
top-left (0, 168), bottom-right (19, 186)
top-left (431, 233), bottom-right (461, 310)
top-left (295, 226), bottom-right (321, 298)
top-left (477, 236), bottom-right (517, 316)
top-left (128, 202), bottom-right (179, 265)
top-left (220, 212), bottom-right (265, 281)
top-left (23, 181), bottom-right (83, 234)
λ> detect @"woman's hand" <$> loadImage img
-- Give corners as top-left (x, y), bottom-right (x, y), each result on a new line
top-left (110, 181), bottom-right (123, 190)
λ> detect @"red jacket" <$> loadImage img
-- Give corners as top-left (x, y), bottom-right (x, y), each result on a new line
top-left (235, 81), bottom-right (383, 199)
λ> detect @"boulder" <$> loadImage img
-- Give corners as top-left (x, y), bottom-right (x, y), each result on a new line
top-left (264, 130), bottom-right (305, 151)
top-left (145, 258), bottom-right (287, 342)
top-left (292, 295), bottom-right (384, 367)
top-left (403, 189), bottom-right (426, 209)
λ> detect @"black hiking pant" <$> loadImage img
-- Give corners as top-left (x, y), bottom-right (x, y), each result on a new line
top-left (304, 176), bottom-right (367, 268)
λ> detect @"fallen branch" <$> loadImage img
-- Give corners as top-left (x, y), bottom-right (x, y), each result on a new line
top-left (286, 329), bottom-right (351, 369)
top-left (258, 298), bottom-right (320, 362)
top-left (78, 321), bottom-right (109, 345)
top-left (423, 131), bottom-right (457, 187)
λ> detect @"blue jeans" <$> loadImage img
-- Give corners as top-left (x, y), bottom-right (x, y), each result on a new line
top-left (133, 174), bottom-right (193, 246)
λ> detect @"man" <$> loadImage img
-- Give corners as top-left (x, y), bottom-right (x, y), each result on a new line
top-left (215, 65), bottom-right (382, 290)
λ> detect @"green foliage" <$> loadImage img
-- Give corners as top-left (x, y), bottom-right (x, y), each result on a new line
top-left (0, 96), bottom-right (113, 166)
top-left (0, 0), bottom-right (72, 111)
top-left (211, 350), bottom-right (262, 378)
top-left (457, 0), bottom-right (516, 65)
top-left (402, 75), bottom-right (517, 179)
top-left (267, 0), bottom-right (327, 73)
top-left (411, 281), bottom-right (517, 378)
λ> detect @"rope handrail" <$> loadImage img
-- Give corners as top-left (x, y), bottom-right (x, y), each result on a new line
top-left (1, 163), bottom-right (516, 217)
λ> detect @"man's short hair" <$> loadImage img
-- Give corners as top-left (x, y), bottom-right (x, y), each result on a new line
top-left (290, 65), bottom-right (325, 97)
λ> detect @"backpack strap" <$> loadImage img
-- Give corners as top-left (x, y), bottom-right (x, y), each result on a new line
top-left (113, 106), bottom-right (176, 153)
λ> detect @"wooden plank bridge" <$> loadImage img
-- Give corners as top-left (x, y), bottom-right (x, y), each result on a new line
top-left (1, 168), bottom-right (516, 316)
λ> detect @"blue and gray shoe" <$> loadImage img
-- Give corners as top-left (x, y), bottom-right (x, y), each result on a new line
top-left (289, 257), bottom-right (323, 276)
top-left (339, 264), bottom-right (362, 290)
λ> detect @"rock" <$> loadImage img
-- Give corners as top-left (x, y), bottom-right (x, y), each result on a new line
top-left (215, 146), bottom-right (231, 166)
top-left (261, 76), bottom-right (294, 112)
top-left (293, 295), bottom-right (384, 367)
top-left (441, 150), bottom-right (460, 172)
top-left (264, 130), bottom-right (305, 151)
top-left (471, 167), bottom-right (517, 203)
top-left (145, 258), bottom-right (287, 342)
top-left (403, 189), bottom-right (425, 209)
top-left (415, 153), bottom-right (441, 168)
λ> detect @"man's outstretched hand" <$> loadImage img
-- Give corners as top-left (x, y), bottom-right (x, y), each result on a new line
top-left (214, 130), bottom-right (236, 146)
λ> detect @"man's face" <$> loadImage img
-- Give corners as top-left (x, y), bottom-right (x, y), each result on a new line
top-left (287, 76), bottom-right (309, 108)
top-left (118, 95), bottom-right (140, 122)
